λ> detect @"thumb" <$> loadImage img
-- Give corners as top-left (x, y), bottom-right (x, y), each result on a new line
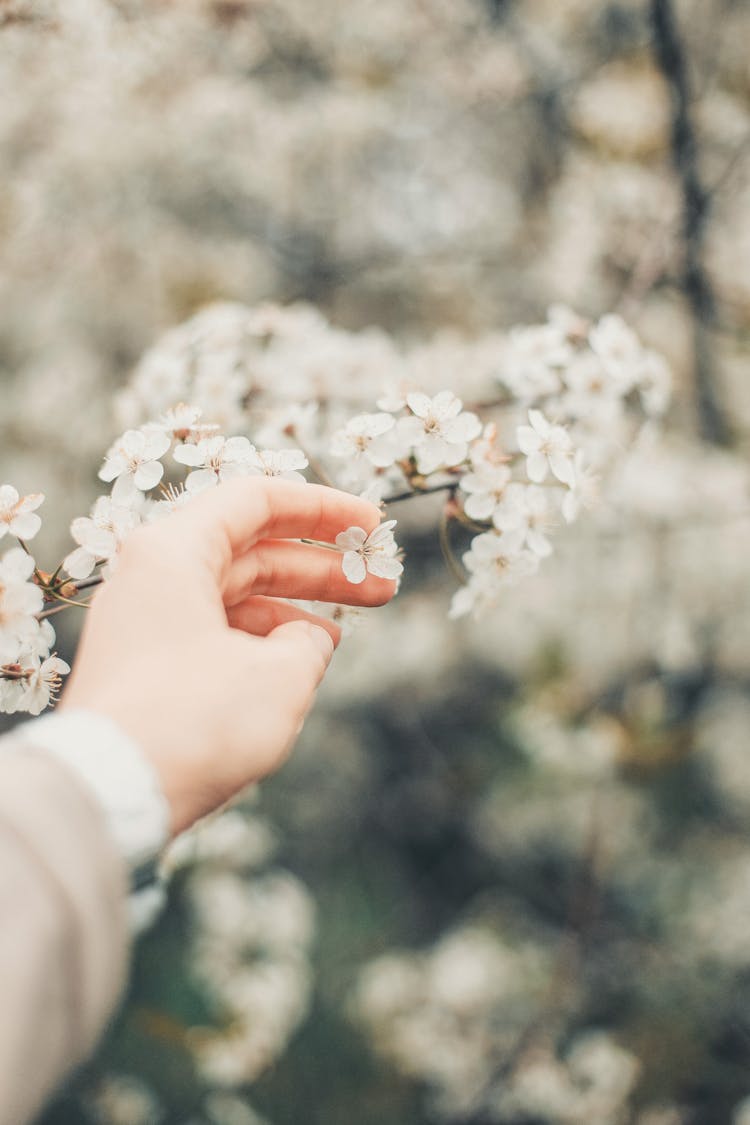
top-left (264, 619), bottom-right (336, 709)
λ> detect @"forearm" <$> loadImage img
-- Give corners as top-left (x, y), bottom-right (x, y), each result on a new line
top-left (0, 735), bottom-right (129, 1125)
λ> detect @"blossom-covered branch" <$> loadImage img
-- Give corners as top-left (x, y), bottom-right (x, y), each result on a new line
top-left (0, 302), bottom-right (669, 716)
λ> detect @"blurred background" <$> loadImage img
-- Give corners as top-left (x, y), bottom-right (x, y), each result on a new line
top-left (2, 0), bottom-right (750, 1122)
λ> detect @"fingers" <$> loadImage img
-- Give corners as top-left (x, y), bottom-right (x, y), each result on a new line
top-left (265, 619), bottom-right (335, 682)
top-left (167, 478), bottom-right (384, 580)
top-left (247, 619), bottom-right (336, 752)
top-left (227, 595), bottom-right (342, 647)
top-left (224, 539), bottom-right (397, 607)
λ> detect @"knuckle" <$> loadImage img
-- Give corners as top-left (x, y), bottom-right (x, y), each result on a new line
top-left (252, 545), bottom-right (276, 592)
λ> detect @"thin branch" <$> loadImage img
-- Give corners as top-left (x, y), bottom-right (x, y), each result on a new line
top-left (384, 481), bottom-right (459, 505)
top-left (650, 0), bottom-right (730, 445)
top-left (70, 575), bottom-right (105, 594)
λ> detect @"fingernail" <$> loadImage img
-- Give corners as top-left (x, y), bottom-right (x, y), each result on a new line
top-left (305, 623), bottom-right (335, 663)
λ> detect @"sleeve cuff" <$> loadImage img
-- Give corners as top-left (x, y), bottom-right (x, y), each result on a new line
top-left (17, 709), bottom-right (171, 873)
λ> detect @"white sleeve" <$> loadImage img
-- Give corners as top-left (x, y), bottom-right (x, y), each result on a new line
top-left (15, 709), bottom-right (171, 931)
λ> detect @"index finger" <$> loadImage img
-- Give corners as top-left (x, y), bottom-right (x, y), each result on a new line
top-left (168, 476), bottom-right (384, 578)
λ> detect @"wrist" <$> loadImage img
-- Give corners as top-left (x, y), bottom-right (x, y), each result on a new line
top-left (19, 708), bottom-right (171, 873)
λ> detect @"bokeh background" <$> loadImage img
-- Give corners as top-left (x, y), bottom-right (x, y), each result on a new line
top-left (2, 0), bottom-right (750, 1122)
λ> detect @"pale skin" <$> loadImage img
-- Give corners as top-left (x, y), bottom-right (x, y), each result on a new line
top-left (60, 477), bottom-right (397, 835)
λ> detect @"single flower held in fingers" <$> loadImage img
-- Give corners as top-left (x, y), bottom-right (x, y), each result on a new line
top-left (335, 519), bottom-right (404, 585)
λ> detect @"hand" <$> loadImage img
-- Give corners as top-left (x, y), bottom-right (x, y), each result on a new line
top-left (60, 478), bottom-right (396, 834)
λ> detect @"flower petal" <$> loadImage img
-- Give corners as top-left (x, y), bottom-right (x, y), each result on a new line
top-left (464, 493), bottom-right (495, 521)
top-left (445, 412), bottom-right (481, 443)
top-left (516, 426), bottom-right (540, 456)
top-left (342, 551), bottom-right (367, 584)
top-left (528, 409), bottom-right (550, 437)
top-left (10, 512), bottom-right (41, 540)
top-left (525, 452), bottom-right (548, 483)
top-left (335, 526), bottom-right (367, 551)
top-left (174, 443), bottom-right (204, 467)
top-left (63, 547), bottom-right (96, 580)
top-left (185, 468), bottom-right (218, 493)
top-left (367, 555), bottom-right (403, 580)
top-left (405, 392), bottom-right (432, 419)
top-left (549, 452), bottom-right (575, 487)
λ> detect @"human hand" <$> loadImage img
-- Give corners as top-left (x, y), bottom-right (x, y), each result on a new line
top-left (60, 478), bottom-right (396, 834)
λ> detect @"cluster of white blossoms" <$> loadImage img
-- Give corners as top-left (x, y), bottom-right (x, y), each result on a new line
top-left (352, 924), bottom-right (639, 1124)
top-left (0, 301), bottom-right (668, 714)
top-left (0, 486), bottom-right (70, 716)
top-left (166, 809), bottom-right (316, 1089)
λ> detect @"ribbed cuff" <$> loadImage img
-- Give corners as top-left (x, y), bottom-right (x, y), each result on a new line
top-left (18, 710), bottom-right (170, 872)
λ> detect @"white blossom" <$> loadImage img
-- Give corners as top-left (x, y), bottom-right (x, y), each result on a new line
top-left (246, 448), bottom-right (309, 482)
top-left (0, 548), bottom-right (44, 664)
top-left (174, 435), bottom-right (257, 492)
top-left (158, 403), bottom-right (220, 443)
top-left (517, 408), bottom-right (575, 487)
top-left (335, 520), bottom-right (404, 584)
top-left (562, 451), bottom-right (600, 523)
top-left (19, 655), bottom-right (70, 715)
top-left (492, 483), bottom-right (555, 557)
top-left (588, 314), bottom-right (643, 392)
top-left (0, 616), bottom-right (58, 711)
top-left (460, 463), bottom-right (512, 522)
top-left (464, 531), bottom-right (539, 582)
top-left (562, 352), bottom-right (625, 424)
top-left (450, 532), bottom-right (539, 618)
top-left (637, 351), bottom-right (672, 416)
top-left (0, 671), bottom-right (26, 714)
top-left (397, 391), bottom-right (481, 475)
top-left (253, 402), bottom-right (319, 450)
top-left (147, 482), bottom-right (193, 520)
top-left (99, 428), bottom-right (171, 501)
top-left (330, 413), bottom-right (397, 468)
top-left (64, 496), bottom-right (142, 580)
top-left (0, 486), bottom-right (44, 541)
top-left (500, 321), bottom-right (573, 399)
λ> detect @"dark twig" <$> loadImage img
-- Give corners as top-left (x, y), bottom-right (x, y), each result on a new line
top-left (384, 481), bottom-right (459, 505)
top-left (650, 0), bottom-right (730, 445)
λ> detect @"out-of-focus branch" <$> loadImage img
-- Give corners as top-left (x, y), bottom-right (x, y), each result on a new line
top-left (649, 0), bottom-right (730, 446)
